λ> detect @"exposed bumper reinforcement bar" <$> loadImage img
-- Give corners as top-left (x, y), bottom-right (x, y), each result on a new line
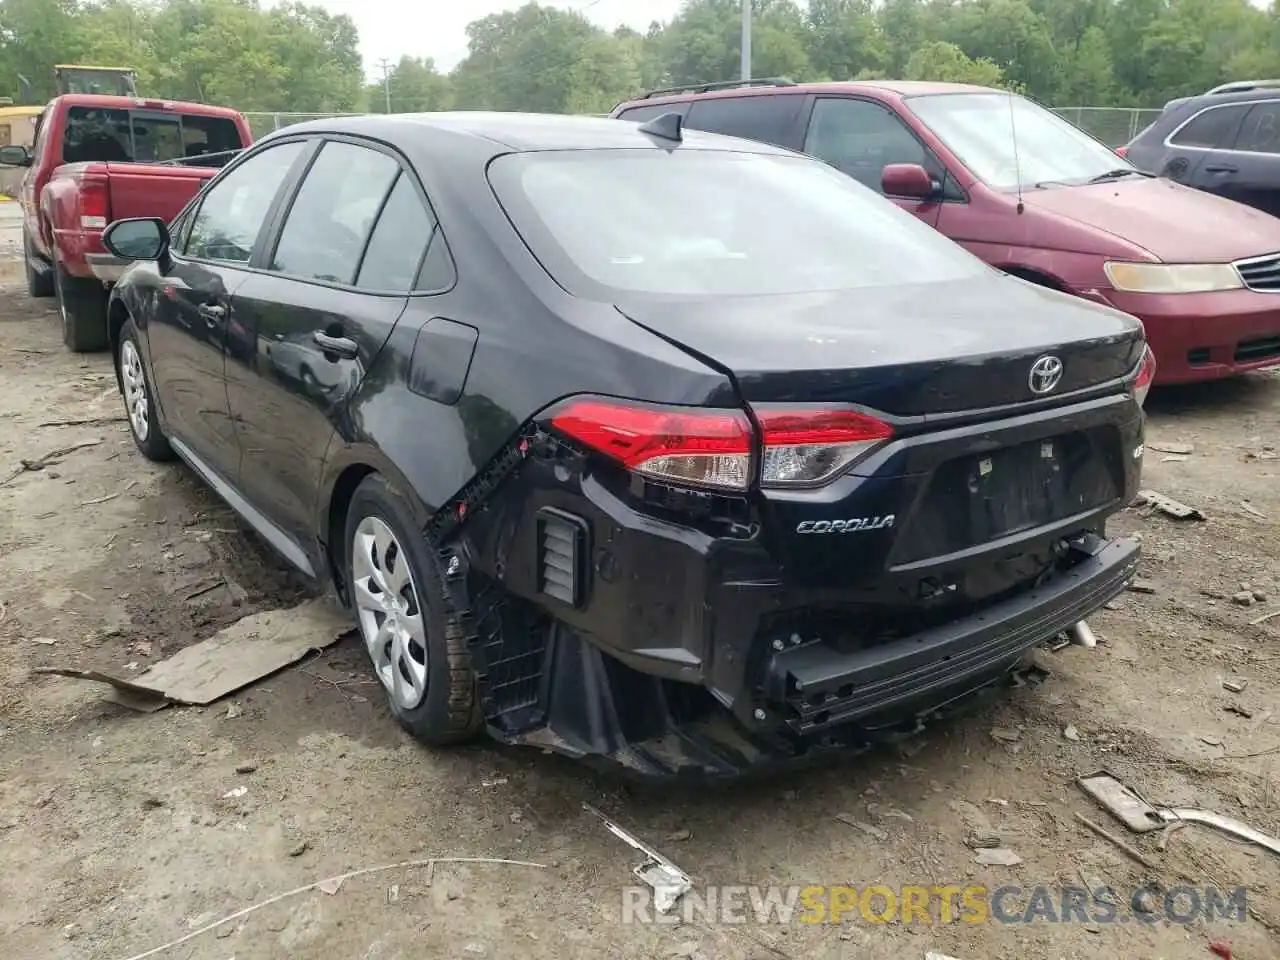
top-left (764, 535), bottom-right (1141, 735)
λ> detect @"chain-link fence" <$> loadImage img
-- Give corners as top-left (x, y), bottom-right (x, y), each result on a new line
top-left (245, 105), bottom-right (1163, 148)
top-left (1051, 107), bottom-right (1163, 147)
top-left (242, 112), bottom-right (361, 140)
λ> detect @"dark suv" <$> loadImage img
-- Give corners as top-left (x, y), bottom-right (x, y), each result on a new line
top-left (1123, 81), bottom-right (1280, 217)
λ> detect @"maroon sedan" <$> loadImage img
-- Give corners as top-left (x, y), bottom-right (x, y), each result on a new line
top-left (612, 81), bottom-right (1280, 385)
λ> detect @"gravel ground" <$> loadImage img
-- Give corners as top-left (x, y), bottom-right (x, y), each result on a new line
top-left (0, 242), bottom-right (1277, 959)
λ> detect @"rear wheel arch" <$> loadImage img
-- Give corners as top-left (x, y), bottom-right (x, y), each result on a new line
top-left (107, 297), bottom-right (130, 355)
top-left (325, 463), bottom-right (379, 604)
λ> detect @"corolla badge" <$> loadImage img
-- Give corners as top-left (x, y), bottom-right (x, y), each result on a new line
top-left (796, 516), bottom-right (895, 534)
top-left (1028, 355), bottom-right (1064, 395)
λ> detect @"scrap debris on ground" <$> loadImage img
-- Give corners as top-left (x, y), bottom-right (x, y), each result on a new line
top-left (0, 261), bottom-right (1277, 959)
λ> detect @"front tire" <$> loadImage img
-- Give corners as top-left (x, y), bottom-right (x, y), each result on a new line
top-left (343, 474), bottom-right (481, 745)
top-left (116, 318), bottom-right (175, 462)
top-left (54, 264), bottom-right (109, 353)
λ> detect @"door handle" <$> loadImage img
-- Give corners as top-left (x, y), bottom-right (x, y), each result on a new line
top-left (313, 330), bottom-right (359, 360)
top-left (1203, 164), bottom-right (1238, 174)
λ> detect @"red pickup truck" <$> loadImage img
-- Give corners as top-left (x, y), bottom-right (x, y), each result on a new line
top-left (0, 94), bottom-right (251, 351)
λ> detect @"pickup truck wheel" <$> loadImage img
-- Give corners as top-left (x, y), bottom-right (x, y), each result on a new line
top-left (116, 318), bottom-right (175, 462)
top-left (344, 474), bottom-right (482, 745)
top-left (23, 228), bottom-right (53, 298)
top-left (54, 264), bottom-right (109, 353)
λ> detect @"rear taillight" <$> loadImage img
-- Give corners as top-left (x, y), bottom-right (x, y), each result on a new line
top-left (548, 398), bottom-right (894, 491)
top-left (1133, 345), bottom-right (1157, 407)
top-left (755, 407), bottom-right (894, 487)
top-left (1115, 145), bottom-right (1129, 158)
top-left (79, 175), bottom-right (109, 230)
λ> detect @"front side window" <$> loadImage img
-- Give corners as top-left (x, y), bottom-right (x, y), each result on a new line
top-left (489, 148), bottom-right (988, 298)
top-left (1231, 102), bottom-right (1280, 155)
top-left (804, 98), bottom-right (930, 192)
top-left (907, 92), bottom-right (1135, 189)
top-left (1169, 104), bottom-right (1250, 150)
top-left (184, 140), bottom-right (306, 264)
top-left (271, 141), bottom-right (400, 285)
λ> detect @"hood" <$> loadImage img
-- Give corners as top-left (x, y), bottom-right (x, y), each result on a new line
top-left (1021, 176), bottom-right (1280, 263)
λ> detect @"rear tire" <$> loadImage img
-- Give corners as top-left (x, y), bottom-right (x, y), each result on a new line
top-left (54, 264), bottom-right (109, 353)
top-left (24, 227), bottom-right (53, 298)
top-left (115, 317), bottom-right (175, 462)
top-left (343, 473), bottom-right (482, 745)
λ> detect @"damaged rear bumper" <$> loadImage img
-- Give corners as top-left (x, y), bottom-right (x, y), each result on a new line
top-left (763, 534), bottom-right (1139, 736)
top-left (463, 520), bottom-right (1138, 778)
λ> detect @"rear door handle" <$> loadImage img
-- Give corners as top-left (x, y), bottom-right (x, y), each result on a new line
top-left (1204, 164), bottom-right (1238, 174)
top-left (313, 331), bottom-right (359, 360)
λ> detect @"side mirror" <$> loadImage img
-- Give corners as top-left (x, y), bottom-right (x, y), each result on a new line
top-left (0, 144), bottom-right (31, 167)
top-left (881, 163), bottom-right (938, 200)
top-left (102, 217), bottom-right (170, 261)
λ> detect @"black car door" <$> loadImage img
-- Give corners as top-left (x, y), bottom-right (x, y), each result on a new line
top-left (1212, 100), bottom-right (1280, 217)
top-left (147, 138), bottom-right (310, 480)
top-left (225, 137), bottom-right (439, 554)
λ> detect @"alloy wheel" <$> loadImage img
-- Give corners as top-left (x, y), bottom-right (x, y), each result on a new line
top-left (120, 340), bottom-right (150, 442)
top-left (351, 516), bottom-right (429, 710)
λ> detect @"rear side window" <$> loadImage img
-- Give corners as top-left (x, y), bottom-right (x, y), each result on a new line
top-left (1232, 101), bottom-right (1280, 155)
top-left (271, 141), bottom-right (399, 285)
top-left (684, 95), bottom-right (802, 148)
top-left (1169, 104), bottom-right (1250, 148)
top-left (804, 98), bottom-right (929, 193)
top-left (489, 149), bottom-right (988, 298)
top-left (356, 173), bottom-right (438, 292)
top-left (616, 102), bottom-right (691, 123)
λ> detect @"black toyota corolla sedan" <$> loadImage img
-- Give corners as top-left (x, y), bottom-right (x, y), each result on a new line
top-left (101, 111), bottom-right (1151, 776)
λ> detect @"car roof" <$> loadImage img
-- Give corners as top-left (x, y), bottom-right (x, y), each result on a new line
top-left (271, 110), bottom-right (799, 156)
top-left (50, 93), bottom-right (244, 119)
top-left (617, 79), bottom-right (996, 111)
top-left (1175, 87), bottom-right (1280, 111)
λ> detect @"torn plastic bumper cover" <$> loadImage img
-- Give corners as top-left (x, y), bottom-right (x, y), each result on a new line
top-left (444, 525), bottom-right (1139, 777)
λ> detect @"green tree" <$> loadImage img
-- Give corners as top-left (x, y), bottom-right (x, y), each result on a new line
top-left (368, 56), bottom-right (452, 113)
top-left (0, 0), bottom-right (82, 102)
top-left (805, 0), bottom-right (888, 80)
top-left (663, 0), bottom-right (812, 86)
top-left (904, 39), bottom-right (1007, 86)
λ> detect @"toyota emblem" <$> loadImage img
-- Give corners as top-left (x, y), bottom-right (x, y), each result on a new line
top-left (1028, 355), bottom-right (1064, 395)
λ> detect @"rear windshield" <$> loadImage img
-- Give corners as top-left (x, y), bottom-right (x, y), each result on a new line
top-left (488, 149), bottom-right (988, 298)
top-left (63, 107), bottom-right (241, 165)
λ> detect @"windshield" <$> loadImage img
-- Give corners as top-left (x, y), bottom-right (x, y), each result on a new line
top-left (488, 149), bottom-right (989, 298)
top-left (906, 93), bottom-right (1134, 189)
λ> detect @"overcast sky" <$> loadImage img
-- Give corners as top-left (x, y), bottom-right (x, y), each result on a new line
top-left (306, 0), bottom-right (689, 78)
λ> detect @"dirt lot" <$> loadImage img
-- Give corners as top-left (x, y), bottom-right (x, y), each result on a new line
top-left (0, 235), bottom-right (1278, 959)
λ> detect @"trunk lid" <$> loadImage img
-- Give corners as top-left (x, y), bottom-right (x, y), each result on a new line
top-left (616, 277), bottom-right (1143, 417)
